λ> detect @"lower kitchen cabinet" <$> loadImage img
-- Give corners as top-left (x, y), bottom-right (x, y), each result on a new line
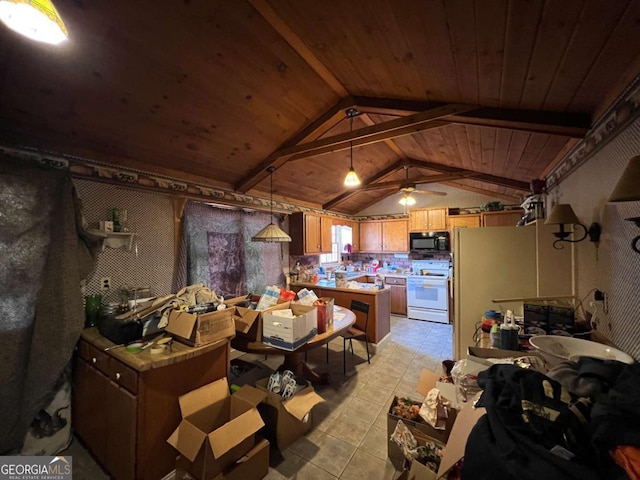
top-left (385, 277), bottom-right (407, 315)
top-left (72, 329), bottom-right (230, 480)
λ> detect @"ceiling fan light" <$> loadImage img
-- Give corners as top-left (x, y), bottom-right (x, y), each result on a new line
top-left (344, 167), bottom-right (361, 186)
top-left (399, 194), bottom-right (416, 206)
top-left (0, 0), bottom-right (68, 45)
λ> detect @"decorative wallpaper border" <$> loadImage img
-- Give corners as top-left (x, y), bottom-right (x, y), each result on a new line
top-left (547, 74), bottom-right (640, 188)
top-left (0, 144), bottom-right (387, 221)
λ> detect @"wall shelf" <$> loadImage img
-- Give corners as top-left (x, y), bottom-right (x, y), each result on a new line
top-left (88, 230), bottom-right (137, 251)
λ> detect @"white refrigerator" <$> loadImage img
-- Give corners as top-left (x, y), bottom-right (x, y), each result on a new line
top-left (452, 223), bottom-right (573, 359)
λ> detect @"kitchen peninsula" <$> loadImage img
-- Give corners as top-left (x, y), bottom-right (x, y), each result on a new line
top-left (290, 280), bottom-right (391, 347)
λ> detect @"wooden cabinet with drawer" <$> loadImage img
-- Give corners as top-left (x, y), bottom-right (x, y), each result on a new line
top-left (72, 329), bottom-right (230, 480)
top-left (385, 277), bottom-right (407, 315)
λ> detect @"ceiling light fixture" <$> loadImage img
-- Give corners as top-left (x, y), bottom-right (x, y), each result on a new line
top-left (251, 166), bottom-right (291, 243)
top-left (544, 204), bottom-right (601, 250)
top-left (344, 108), bottom-right (361, 187)
top-left (608, 155), bottom-right (640, 253)
top-left (399, 193), bottom-right (416, 206)
top-left (0, 0), bottom-right (68, 45)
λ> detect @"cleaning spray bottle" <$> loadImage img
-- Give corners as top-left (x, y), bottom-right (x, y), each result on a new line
top-left (500, 310), bottom-right (519, 351)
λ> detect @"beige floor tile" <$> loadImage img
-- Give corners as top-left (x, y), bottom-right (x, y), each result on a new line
top-left (358, 425), bottom-right (390, 461)
top-left (303, 433), bottom-right (358, 477)
top-left (342, 396), bottom-right (383, 425)
top-left (339, 450), bottom-right (397, 480)
top-left (323, 412), bottom-right (372, 447)
top-left (355, 383), bottom-right (395, 406)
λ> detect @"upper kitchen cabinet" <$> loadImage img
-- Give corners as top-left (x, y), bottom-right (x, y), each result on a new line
top-left (351, 221), bottom-right (360, 253)
top-left (409, 208), bottom-right (448, 232)
top-left (289, 212), bottom-right (333, 255)
top-left (481, 209), bottom-right (525, 227)
top-left (359, 219), bottom-right (408, 253)
top-left (448, 214), bottom-right (481, 231)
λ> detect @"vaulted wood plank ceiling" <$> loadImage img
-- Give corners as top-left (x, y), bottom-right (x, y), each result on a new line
top-left (0, 0), bottom-right (639, 214)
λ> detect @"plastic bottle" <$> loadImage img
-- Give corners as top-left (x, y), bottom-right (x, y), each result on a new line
top-left (490, 324), bottom-right (501, 348)
top-left (500, 313), bottom-right (519, 350)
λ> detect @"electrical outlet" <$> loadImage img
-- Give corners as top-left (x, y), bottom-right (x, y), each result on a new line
top-left (100, 277), bottom-right (111, 290)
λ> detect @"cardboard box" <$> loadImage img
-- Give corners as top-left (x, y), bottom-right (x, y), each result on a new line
top-left (255, 377), bottom-right (324, 450)
top-left (233, 302), bottom-right (291, 342)
top-left (167, 378), bottom-right (267, 480)
top-left (166, 308), bottom-right (236, 347)
top-left (390, 370), bottom-right (486, 480)
top-left (262, 304), bottom-right (318, 351)
top-left (174, 438), bottom-right (269, 480)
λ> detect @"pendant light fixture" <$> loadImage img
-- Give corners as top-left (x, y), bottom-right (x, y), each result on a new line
top-left (0, 0), bottom-right (68, 45)
top-left (252, 166), bottom-right (291, 243)
top-left (398, 165), bottom-right (416, 206)
top-left (344, 108), bottom-right (361, 187)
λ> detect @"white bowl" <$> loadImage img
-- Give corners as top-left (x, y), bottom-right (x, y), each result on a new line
top-left (529, 335), bottom-right (635, 365)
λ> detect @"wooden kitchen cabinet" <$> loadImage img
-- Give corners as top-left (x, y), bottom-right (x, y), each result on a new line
top-left (360, 221), bottom-right (383, 252)
top-left (359, 219), bottom-right (408, 252)
top-left (351, 221), bottom-right (360, 252)
top-left (72, 329), bottom-right (230, 480)
top-left (409, 207), bottom-right (448, 231)
top-left (448, 214), bottom-right (481, 231)
top-left (289, 212), bottom-right (333, 255)
top-left (385, 276), bottom-right (407, 315)
top-left (481, 209), bottom-right (524, 227)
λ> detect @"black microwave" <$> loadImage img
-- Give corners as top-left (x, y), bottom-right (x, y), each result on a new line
top-left (410, 231), bottom-right (450, 252)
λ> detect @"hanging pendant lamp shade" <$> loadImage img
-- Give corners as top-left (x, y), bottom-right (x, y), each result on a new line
top-left (252, 166), bottom-right (291, 243)
top-left (344, 108), bottom-right (361, 186)
top-left (0, 0), bottom-right (68, 45)
top-left (399, 193), bottom-right (416, 206)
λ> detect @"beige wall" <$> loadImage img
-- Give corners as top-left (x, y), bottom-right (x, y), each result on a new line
top-left (356, 184), bottom-right (514, 216)
top-left (550, 117), bottom-right (640, 359)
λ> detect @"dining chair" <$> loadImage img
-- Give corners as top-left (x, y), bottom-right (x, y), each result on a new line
top-left (339, 300), bottom-right (371, 374)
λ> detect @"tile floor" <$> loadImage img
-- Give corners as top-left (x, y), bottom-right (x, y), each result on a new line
top-left (63, 315), bottom-right (453, 480)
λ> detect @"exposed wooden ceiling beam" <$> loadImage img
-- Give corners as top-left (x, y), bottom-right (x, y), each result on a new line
top-left (441, 181), bottom-right (523, 203)
top-left (406, 159), bottom-right (531, 191)
top-left (353, 96), bottom-right (590, 137)
top-left (323, 159), bottom-right (405, 210)
top-left (235, 96), bottom-right (355, 192)
top-left (357, 172), bottom-right (481, 191)
top-left (249, 0), bottom-right (348, 97)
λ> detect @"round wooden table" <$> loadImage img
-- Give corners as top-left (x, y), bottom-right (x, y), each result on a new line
top-left (231, 305), bottom-right (355, 384)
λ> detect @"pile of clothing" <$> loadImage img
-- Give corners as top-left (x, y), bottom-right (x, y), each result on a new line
top-left (462, 359), bottom-right (640, 480)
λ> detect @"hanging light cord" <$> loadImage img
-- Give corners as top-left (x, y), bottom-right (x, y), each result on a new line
top-left (349, 114), bottom-right (354, 170)
top-left (268, 166), bottom-right (275, 222)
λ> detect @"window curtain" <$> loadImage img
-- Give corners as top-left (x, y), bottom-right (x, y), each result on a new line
top-left (173, 201), bottom-right (286, 298)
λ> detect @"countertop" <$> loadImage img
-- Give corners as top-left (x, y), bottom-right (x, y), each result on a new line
top-left (80, 327), bottom-right (229, 372)
top-left (291, 280), bottom-right (391, 295)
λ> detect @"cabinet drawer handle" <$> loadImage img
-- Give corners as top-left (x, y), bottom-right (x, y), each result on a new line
top-left (115, 373), bottom-right (121, 380)
top-left (91, 357), bottom-right (97, 364)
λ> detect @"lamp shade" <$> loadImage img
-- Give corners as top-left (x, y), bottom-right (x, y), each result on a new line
top-left (344, 167), bottom-right (361, 186)
top-left (0, 0), bottom-right (68, 44)
top-left (545, 204), bottom-right (580, 225)
top-left (251, 223), bottom-right (292, 242)
top-left (609, 155), bottom-right (640, 202)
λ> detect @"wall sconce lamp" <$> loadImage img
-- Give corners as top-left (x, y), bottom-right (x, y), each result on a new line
top-left (608, 155), bottom-right (640, 253)
top-left (544, 204), bottom-right (601, 250)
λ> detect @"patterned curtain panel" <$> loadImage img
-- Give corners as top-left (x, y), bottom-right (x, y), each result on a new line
top-left (176, 201), bottom-right (286, 298)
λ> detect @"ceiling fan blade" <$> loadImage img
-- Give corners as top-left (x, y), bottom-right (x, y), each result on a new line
top-left (413, 190), bottom-right (447, 196)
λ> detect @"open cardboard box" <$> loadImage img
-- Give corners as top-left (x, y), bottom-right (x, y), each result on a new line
top-left (391, 369), bottom-right (486, 480)
top-left (167, 378), bottom-right (267, 480)
top-left (262, 303), bottom-right (318, 351)
top-left (166, 308), bottom-right (236, 347)
top-left (232, 301), bottom-right (292, 342)
top-left (174, 438), bottom-right (270, 480)
top-left (255, 377), bottom-right (324, 450)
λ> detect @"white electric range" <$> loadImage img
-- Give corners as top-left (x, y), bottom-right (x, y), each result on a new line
top-left (407, 260), bottom-right (451, 323)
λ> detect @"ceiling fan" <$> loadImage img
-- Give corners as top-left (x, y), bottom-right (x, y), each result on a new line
top-left (398, 165), bottom-right (447, 205)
